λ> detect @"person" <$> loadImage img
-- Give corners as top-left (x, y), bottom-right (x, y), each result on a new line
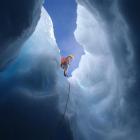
top-left (61, 55), bottom-right (74, 77)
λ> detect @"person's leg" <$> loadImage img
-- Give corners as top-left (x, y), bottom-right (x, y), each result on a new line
top-left (64, 68), bottom-right (67, 77)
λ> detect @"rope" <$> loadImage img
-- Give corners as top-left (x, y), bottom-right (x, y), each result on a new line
top-left (50, 81), bottom-right (71, 140)
top-left (55, 82), bottom-right (71, 128)
top-left (61, 82), bottom-right (71, 122)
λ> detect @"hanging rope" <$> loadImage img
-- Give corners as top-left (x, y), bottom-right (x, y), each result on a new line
top-left (50, 81), bottom-right (71, 140)
top-left (61, 82), bottom-right (70, 121)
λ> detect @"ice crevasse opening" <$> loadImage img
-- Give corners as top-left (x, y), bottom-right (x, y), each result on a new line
top-left (0, 0), bottom-right (136, 139)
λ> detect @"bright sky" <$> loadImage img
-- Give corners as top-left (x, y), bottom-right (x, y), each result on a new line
top-left (44, 0), bottom-right (84, 76)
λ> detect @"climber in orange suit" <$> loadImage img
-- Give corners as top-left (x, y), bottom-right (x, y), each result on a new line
top-left (61, 55), bottom-right (74, 77)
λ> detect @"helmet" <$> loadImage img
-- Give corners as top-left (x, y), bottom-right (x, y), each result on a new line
top-left (68, 54), bottom-right (74, 59)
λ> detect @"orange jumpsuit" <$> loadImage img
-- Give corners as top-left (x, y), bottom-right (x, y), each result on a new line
top-left (61, 57), bottom-right (71, 76)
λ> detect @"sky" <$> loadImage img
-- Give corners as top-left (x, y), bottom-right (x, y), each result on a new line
top-left (44, 0), bottom-right (84, 75)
